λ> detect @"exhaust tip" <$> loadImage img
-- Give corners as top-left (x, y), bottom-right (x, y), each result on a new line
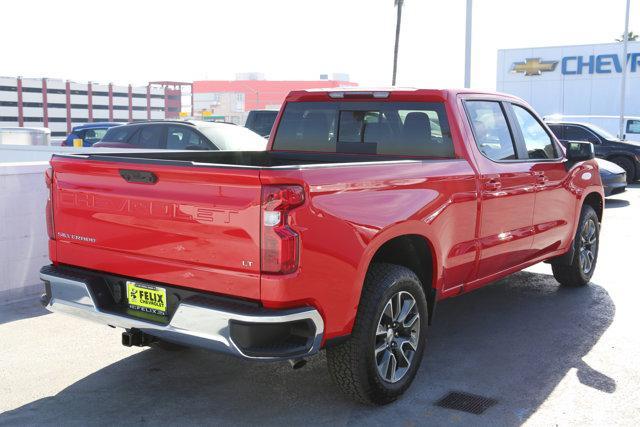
top-left (289, 358), bottom-right (307, 369)
top-left (40, 292), bottom-right (51, 307)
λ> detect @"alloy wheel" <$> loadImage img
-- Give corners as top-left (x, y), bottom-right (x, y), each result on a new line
top-left (374, 291), bottom-right (420, 383)
top-left (579, 218), bottom-right (598, 274)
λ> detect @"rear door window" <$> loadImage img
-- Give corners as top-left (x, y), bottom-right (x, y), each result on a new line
top-left (102, 126), bottom-right (138, 143)
top-left (465, 101), bottom-right (517, 161)
top-left (131, 125), bottom-right (164, 148)
top-left (562, 125), bottom-right (599, 144)
top-left (272, 101), bottom-right (454, 157)
top-left (166, 126), bottom-right (213, 150)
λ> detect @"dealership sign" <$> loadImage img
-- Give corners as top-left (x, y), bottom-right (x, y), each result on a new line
top-left (512, 53), bottom-right (640, 76)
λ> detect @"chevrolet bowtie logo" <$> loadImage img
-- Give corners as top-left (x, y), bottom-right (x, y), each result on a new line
top-left (511, 58), bottom-right (559, 76)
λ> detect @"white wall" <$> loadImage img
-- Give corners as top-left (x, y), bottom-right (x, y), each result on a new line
top-left (497, 42), bottom-right (640, 119)
top-left (1, 145), bottom-right (86, 162)
top-left (0, 161), bottom-right (50, 303)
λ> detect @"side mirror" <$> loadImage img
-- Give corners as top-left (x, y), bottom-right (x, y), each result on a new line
top-left (563, 140), bottom-right (594, 168)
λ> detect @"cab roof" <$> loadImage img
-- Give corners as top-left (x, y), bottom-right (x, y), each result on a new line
top-left (285, 87), bottom-right (523, 103)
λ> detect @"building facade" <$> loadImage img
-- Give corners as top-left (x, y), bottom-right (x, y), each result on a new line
top-left (0, 77), bottom-right (182, 137)
top-left (497, 41), bottom-right (640, 118)
top-left (192, 77), bottom-right (357, 124)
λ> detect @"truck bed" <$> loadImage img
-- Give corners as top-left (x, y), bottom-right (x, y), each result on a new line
top-left (47, 149), bottom-right (452, 305)
top-left (55, 150), bottom-right (424, 169)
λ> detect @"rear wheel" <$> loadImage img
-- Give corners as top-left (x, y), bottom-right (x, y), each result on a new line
top-left (610, 156), bottom-right (635, 183)
top-left (552, 205), bottom-right (599, 287)
top-left (326, 263), bottom-right (428, 405)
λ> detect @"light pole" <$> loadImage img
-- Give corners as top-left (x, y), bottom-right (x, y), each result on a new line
top-left (392, 0), bottom-right (404, 86)
top-left (464, 0), bottom-right (473, 88)
top-left (619, 0), bottom-right (631, 139)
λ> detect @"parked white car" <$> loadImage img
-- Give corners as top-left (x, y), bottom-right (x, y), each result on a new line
top-left (93, 120), bottom-right (267, 151)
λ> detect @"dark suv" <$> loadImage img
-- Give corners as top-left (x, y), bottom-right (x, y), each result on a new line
top-left (547, 121), bottom-right (640, 183)
top-left (244, 110), bottom-right (278, 137)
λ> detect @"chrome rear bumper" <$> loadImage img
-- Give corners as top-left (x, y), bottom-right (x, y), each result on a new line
top-left (40, 266), bottom-right (324, 360)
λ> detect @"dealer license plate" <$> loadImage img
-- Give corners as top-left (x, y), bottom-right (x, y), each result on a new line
top-left (126, 281), bottom-right (167, 315)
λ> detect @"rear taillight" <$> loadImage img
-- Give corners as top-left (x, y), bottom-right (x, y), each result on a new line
top-left (261, 185), bottom-right (305, 274)
top-left (45, 167), bottom-right (55, 240)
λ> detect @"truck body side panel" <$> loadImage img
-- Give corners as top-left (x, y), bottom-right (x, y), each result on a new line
top-left (259, 159), bottom-right (478, 340)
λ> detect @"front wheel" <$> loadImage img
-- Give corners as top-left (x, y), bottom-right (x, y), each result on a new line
top-left (326, 263), bottom-right (428, 405)
top-left (552, 205), bottom-right (600, 287)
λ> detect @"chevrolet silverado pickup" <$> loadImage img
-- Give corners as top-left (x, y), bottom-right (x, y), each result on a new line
top-left (40, 88), bottom-right (604, 405)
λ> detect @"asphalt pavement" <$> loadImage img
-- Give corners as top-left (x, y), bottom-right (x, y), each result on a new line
top-left (1, 186), bottom-right (639, 426)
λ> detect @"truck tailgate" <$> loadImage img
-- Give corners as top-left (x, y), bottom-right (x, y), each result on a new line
top-left (50, 157), bottom-right (262, 300)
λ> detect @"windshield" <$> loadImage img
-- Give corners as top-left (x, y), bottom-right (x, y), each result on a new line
top-left (198, 124), bottom-right (267, 151)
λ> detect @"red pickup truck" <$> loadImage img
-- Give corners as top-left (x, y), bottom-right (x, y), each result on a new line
top-left (40, 88), bottom-right (603, 405)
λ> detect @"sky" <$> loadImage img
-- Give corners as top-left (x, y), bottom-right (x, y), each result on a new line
top-left (0, 0), bottom-right (637, 90)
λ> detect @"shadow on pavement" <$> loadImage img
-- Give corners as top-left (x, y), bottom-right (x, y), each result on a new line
top-left (0, 296), bottom-right (49, 326)
top-left (604, 198), bottom-right (630, 208)
top-left (0, 271), bottom-right (615, 426)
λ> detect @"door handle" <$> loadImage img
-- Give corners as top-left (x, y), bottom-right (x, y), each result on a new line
top-left (534, 172), bottom-right (548, 184)
top-left (484, 178), bottom-right (502, 191)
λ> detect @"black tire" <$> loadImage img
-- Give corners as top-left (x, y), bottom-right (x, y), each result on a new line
top-left (552, 205), bottom-right (599, 287)
top-left (326, 263), bottom-right (428, 405)
top-left (610, 156), bottom-right (635, 183)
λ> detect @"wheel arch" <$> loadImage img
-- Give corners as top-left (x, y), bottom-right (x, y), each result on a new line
top-left (583, 191), bottom-right (604, 223)
top-left (549, 189), bottom-right (603, 267)
top-left (362, 233), bottom-right (439, 325)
